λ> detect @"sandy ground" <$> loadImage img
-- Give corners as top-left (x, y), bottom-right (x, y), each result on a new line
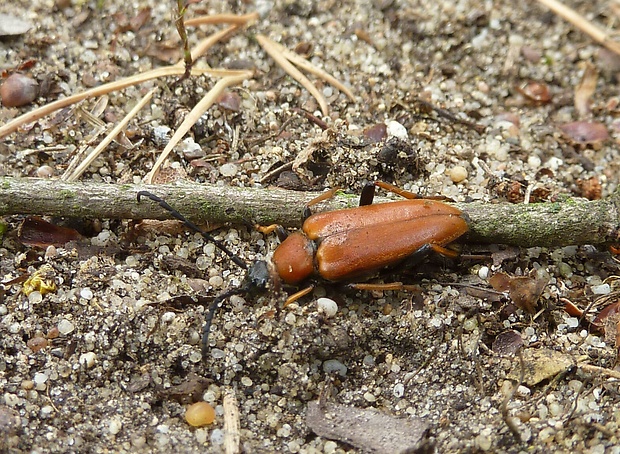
top-left (2, 0), bottom-right (620, 452)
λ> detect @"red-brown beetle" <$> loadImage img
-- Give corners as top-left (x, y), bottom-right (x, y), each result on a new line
top-left (137, 181), bottom-right (469, 361)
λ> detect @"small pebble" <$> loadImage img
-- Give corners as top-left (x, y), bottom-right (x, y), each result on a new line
top-left (591, 284), bottom-right (610, 295)
top-left (386, 120), bottom-right (408, 140)
top-left (57, 319), bottom-right (75, 335)
top-left (36, 165), bottom-right (54, 178)
top-left (80, 288), bottom-right (93, 300)
top-left (393, 383), bottom-right (405, 398)
top-left (317, 297), bottom-right (338, 318)
top-left (27, 337), bottom-right (48, 352)
top-left (324, 440), bottom-right (338, 453)
top-left (323, 359), bottom-right (347, 377)
top-left (185, 402), bottom-right (216, 427)
top-left (449, 165), bottom-right (468, 183)
top-left (1, 73), bottom-right (38, 107)
top-left (79, 352), bottom-right (97, 368)
top-left (109, 418), bottom-right (123, 435)
top-left (28, 291), bottom-right (43, 304)
top-left (219, 163), bottom-right (238, 177)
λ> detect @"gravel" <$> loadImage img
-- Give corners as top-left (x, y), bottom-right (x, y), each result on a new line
top-left (2, 0), bottom-right (620, 453)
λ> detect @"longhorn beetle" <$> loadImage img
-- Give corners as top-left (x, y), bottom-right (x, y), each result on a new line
top-left (137, 181), bottom-right (469, 361)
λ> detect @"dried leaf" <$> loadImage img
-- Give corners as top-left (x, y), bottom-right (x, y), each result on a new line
top-left (18, 216), bottom-right (83, 247)
top-left (490, 270), bottom-right (549, 313)
top-left (574, 62), bottom-right (598, 118)
top-left (306, 401), bottom-right (430, 453)
top-left (507, 348), bottom-right (574, 386)
top-left (489, 272), bottom-right (511, 292)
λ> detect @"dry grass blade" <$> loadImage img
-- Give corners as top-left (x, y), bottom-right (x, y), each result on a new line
top-left (63, 88), bottom-right (156, 182)
top-left (271, 38), bottom-right (355, 102)
top-left (257, 34), bottom-right (329, 116)
top-left (144, 69), bottom-right (253, 184)
top-left (0, 24), bottom-right (244, 140)
top-left (223, 391), bottom-right (241, 454)
top-left (184, 12), bottom-right (259, 27)
top-left (0, 66), bottom-right (208, 139)
top-left (535, 0), bottom-right (620, 55)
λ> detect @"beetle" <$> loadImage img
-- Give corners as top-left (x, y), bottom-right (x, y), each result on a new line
top-left (137, 181), bottom-right (469, 361)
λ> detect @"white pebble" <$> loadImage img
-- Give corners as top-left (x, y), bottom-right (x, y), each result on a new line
top-left (324, 440), bottom-right (338, 453)
top-left (219, 163), bottom-right (238, 177)
top-left (393, 383), bottom-right (404, 398)
top-left (80, 287), bottom-right (93, 300)
top-left (285, 313), bottom-right (296, 325)
top-left (161, 312), bottom-right (176, 323)
top-left (34, 372), bottom-right (49, 385)
top-left (478, 266), bottom-right (489, 280)
top-left (109, 418), bottom-right (123, 435)
top-left (209, 276), bottom-right (224, 288)
top-left (210, 428), bottom-right (225, 445)
top-left (79, 352), bottom-right (97, 368)
top-left (28, 291), bottom-right (43, 304)
top-left (58, 319), bottom-right (75, 335)
top-left (363, 392), bottom-right (376, 402)
top-left (386, 120), bottom-right (408, 140)
top-left (591, 284), bottom-right (610, 295)
top-left (317, 298), bottom-right (338, 318)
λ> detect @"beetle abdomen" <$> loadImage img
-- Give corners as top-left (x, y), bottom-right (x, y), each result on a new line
top-left (315, 214), bottom-right (468, 281)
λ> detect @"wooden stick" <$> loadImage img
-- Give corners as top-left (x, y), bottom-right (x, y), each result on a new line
top-left (1, 177), bottom-right (619, 247)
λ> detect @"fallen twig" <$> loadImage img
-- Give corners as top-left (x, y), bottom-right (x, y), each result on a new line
top-left (1, 177), bottom-right (619, 248)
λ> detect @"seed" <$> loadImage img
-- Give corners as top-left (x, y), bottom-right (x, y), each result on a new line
top-left (185, 401), bottom-right (216, 427)
top-left (1, 73), bottom-right (39, 107)
top-left (449, 165), bottom-right (468, 183)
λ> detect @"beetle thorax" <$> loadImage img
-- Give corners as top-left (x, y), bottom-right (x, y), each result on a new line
top-left (271, 231), bottom-right (315, 285)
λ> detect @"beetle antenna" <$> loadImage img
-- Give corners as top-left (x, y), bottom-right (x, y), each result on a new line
top-left (202, 286), bottom-right (247, 361)
top-left (137, 191), bottom-right (248, 270)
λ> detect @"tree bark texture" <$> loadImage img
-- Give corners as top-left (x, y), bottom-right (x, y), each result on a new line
top-left (1, 176), bottom-right (619, 248)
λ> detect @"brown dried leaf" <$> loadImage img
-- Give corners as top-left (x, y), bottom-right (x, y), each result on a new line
top-left (163, 373), bottom-right (212, 404)
top-left (306, 401), bottom-right (430, 453)
top-left (575, 62), bottom-right (598, 118)
top-left (489, 272), bottom-right (511, 292)
top-left (490, 270), bottom-right (549, 313)
top-left (509, 270), bottom-right (549, 314)
top-left (18, 216), bottom-right (83, 247)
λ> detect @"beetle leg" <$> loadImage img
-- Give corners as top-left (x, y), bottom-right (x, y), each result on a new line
top-left (302, 187), bottom-right (340, 221)
top-left (283, 285), bottom-right (315, 307)
top-left (375, 181), bottom-right (418, 199)
top-left (256, 224), bottom-right (289, 242)
top-left (374, 181), bottom-right (447, 201)
top-left (358, 182), bottom-right (376, 206)
top-left (348, 282), bottom-right (421, 292)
